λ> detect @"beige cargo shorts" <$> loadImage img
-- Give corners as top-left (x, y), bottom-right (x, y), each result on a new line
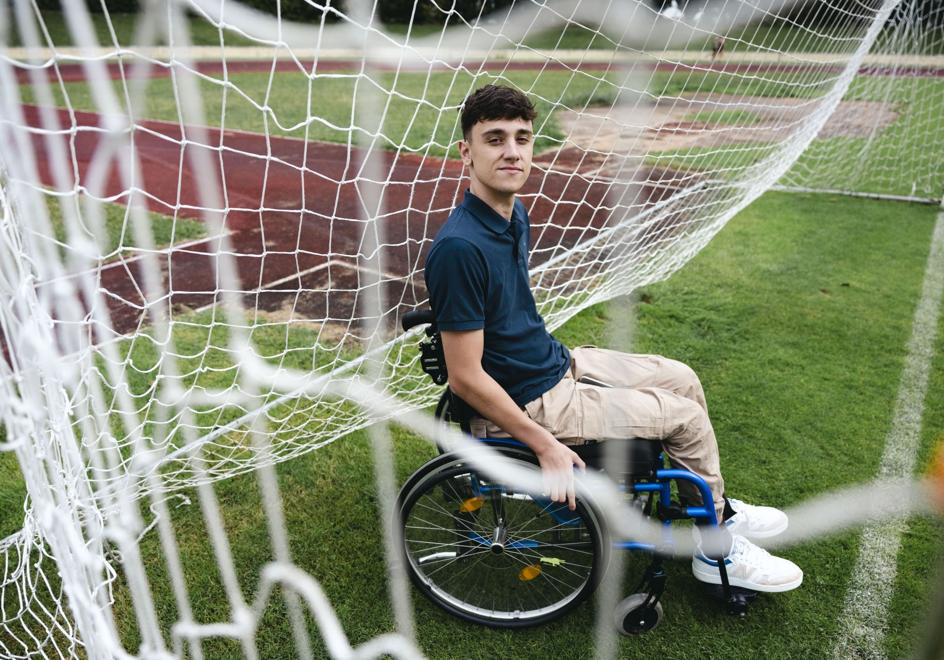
top-left (470, 346), bottom-right (725, 516)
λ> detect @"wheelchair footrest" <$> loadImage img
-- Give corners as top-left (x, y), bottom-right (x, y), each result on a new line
top-left (704, 584), bottom-right (758, 617)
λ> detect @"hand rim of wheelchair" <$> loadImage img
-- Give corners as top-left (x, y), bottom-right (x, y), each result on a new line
top-left (398, 448), bottom-right (609, 628)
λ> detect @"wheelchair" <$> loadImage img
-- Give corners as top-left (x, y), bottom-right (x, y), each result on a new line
top-left (397, 310), bottom-right (756, 634)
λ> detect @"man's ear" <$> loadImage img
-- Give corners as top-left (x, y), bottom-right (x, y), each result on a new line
top-left (458, 138), bottom-right (472, 167)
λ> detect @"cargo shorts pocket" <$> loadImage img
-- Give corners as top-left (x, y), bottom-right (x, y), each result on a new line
top-left (524, 377), bottom-right (583, 442)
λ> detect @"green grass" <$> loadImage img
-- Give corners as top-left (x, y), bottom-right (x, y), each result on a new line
top-left (644, 74), bottom-right (944, 200)
top-left (524, 21), bottom-right (944, 55)
top-left (44, 195), bottom-right (206, 259)
top-left (13, 11), bottom-right (944, 55)
top-left (84, 191), bottom-right (942, 658)
top-left (883, 309), bottom-right (944, 658)
top-left (652, 68), bottom-right (845, 101)
top-left (7, 11), bottom-right (256, 47)
top-left (0, 452), bottom-right (26, 540)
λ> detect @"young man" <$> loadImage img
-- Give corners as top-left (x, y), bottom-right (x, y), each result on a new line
top-left (423, 84), bottom-right (802, 593)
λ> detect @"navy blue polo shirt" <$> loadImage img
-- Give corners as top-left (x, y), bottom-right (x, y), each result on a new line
top-left (424, 190), bottom-right (570, 407)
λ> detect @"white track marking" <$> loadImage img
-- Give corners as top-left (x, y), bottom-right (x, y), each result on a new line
top-left (831, 208), bottom-right (944, 659)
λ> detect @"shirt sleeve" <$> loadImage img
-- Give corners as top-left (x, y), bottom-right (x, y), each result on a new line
top-left (424, 236), bottom-right (488, 331)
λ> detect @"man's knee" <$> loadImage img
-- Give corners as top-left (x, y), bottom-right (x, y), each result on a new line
top-left (663, 396), bottom-right (711, 441)
top-left (661, 357), bottom-right (700, 389)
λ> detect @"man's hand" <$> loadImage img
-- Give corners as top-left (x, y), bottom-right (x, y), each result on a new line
top-left (532, 430), bottom-right (586, 511)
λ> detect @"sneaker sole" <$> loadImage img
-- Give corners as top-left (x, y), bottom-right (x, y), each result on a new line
top-left (691, 561), bottom-right (804, 593)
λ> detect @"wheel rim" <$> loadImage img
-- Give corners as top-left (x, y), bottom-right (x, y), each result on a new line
top-left (623, 607), bottom-right (659, 633)
top-left (402, 463), bottom-right (601, 623)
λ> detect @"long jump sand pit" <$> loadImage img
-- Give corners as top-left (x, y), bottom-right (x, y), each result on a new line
top-left (553, 94), bottom-right (900, 164)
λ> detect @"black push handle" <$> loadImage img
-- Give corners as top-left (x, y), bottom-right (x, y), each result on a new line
top-left (402, 309), bottom-right (435, 332)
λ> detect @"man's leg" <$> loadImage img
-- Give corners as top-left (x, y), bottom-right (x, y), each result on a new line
top-left (569, 346), bottom-right (709, 412)
top-left (524, 371), bottom-right (725, 521)
top-left (567, 347), bottom-right (789, 536)
top-left (525, 355), bottom-right (802, 593)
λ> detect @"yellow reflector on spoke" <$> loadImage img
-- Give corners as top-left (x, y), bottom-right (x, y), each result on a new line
top-left (540, 557), bottom-right (565, 567)
top-left (518, 565), bottom-right (542, 581)
top-left (459, 497), bottom-right (484, 513)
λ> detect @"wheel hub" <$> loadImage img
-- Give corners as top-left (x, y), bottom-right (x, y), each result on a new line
top-left (490, 524), bottom-right (507, 554)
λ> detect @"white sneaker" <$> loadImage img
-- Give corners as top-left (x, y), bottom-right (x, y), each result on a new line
top-left (692, 534), bottom-right (803, 593)
top-left (723, 498), bottom-right (788, 540)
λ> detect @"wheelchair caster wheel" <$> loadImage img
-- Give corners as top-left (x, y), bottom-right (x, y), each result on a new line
top-left (614, 593), bottom-right (663, 635)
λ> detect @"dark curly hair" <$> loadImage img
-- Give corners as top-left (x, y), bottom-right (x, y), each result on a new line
top-left (460, 84), bottom-right (537, 139)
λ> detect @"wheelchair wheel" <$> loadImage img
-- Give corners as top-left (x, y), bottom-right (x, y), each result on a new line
top-left (614, 593), bottom-right (663, 635)
top-left (399, 453), bottom-right (607, 628)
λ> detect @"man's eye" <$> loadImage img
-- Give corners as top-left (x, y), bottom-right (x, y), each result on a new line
top-left (517, 136), bottom-right (531, 144)
top-left (489, 138), bottom-right (503, 145)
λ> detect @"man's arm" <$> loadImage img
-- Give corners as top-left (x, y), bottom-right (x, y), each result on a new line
top-left (441, 328), bottom-right (585, 510)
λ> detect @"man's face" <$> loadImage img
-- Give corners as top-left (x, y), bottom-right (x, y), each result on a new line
top-left (459, 117), bottom-right (534, 197)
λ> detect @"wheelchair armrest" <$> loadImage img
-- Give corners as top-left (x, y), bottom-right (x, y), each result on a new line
top-left (402, 309), bottom-right (436, 332)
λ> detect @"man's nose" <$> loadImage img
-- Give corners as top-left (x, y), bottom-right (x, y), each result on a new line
top-left (503, 142), bottom-right (522, 160)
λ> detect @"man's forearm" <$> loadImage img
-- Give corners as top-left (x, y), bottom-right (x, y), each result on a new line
top-left (450, 370), bottom-right (556, 453)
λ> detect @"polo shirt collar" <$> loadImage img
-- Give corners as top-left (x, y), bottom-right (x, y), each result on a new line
top-left (462, 189), bottom-right (516, 235)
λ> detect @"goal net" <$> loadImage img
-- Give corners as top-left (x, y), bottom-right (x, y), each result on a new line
top-left (0, 0), bottom-right (940, 656)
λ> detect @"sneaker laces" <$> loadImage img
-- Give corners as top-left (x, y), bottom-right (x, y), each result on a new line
top-left (730, 535), bottom-right (769, 562)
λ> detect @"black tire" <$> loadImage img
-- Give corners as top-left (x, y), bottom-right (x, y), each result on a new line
top-left (399, 452), bottom-right (608, 628)
top-left (614, 593), bottom-right (664, 635)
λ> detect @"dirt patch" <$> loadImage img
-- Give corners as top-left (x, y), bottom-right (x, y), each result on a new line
top-left (252, 301), bottom-right (352, 346)
top-left (552, 94), bottom-right (899, 165)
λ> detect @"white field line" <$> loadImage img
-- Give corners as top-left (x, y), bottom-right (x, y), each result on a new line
top-left (831, 209), bottom-right (944, 659)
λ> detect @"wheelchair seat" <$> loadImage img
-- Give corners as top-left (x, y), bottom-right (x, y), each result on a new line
top-left (571, 438), bottom-right (663, 478)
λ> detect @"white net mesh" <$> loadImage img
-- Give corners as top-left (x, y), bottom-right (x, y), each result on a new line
top-left (0, 0), bottom-right (941, 656)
